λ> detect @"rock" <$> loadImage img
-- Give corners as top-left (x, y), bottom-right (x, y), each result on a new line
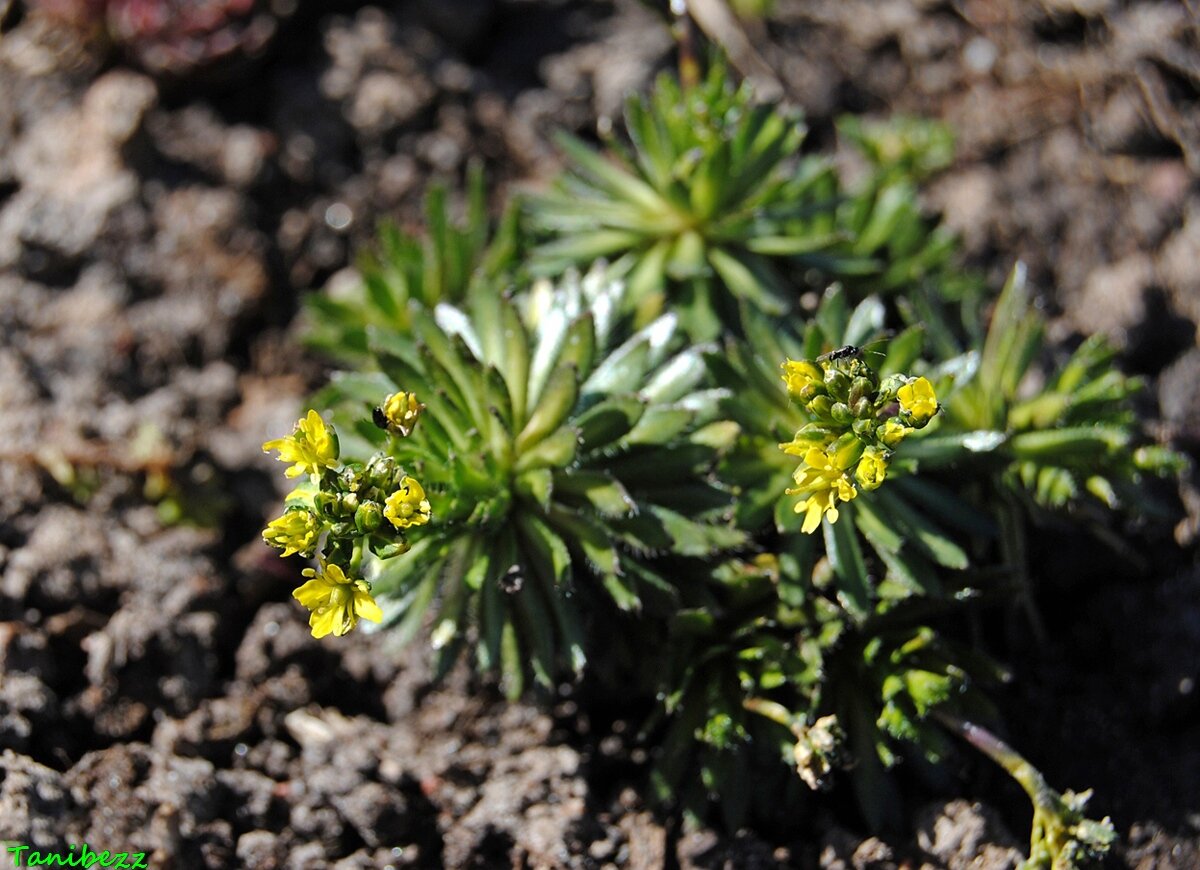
top-left (217, 769), bottom-right (286, 830)
top-left (1159, 348), bottom-right (1200, 445)
top-left (915, 800), bottom-right (1023, 869)
top-left (153, 694), bottom-right (261, 760)
top-left (331, 781), bottom-right (411, 848)
top-left (237, 830), bottom-right (286, 870)
top-left (0, 750), bottom-right (74, 849)
top-left (1069, 253), bottom-right (1153, 341)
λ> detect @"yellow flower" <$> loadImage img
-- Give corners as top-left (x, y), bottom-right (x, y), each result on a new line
top-left (781, 359), bottom-right (824, 399)
top-left (377, 391), bottom-right (425, 437)
top-left (854, 447), bottom-right (889, 491)
top-left (262, 508), bottom-right (321, 557)
top-left (790, 486), bottom-right (856, 534)
top-left (787, 446), bottom-right (858, 534)
top-left (897, 376), bottom-right (938, 426)
top-left (384, 476), bottom-right (431, 529)
top-left (879, 418), bottom-right (912, 448)
top-left (293, 561), bottom-right (383, 638)
top-left (263, 410), bottom-right (339, 480)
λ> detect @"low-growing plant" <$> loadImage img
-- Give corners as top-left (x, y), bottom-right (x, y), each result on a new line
top-left (31, 0), bottom-right (287, 77)
top-left (260, 52), bottom-right (1185, 867)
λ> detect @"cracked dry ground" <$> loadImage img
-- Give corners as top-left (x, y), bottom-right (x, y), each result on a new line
top-left (1, 1), bottom-right (1199, 868)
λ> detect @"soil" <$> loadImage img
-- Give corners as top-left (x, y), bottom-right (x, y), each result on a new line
top-left (0, 0), bottom-right (1197, 867)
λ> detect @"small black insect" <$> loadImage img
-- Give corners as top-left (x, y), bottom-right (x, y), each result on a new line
top-left (372, 406), bottom-right (389, 431)
top-left (817, 345), bottom-right (862, 362)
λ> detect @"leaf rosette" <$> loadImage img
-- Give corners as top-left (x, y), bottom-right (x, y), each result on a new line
top-left (317, 266), bottom-right (746, 693)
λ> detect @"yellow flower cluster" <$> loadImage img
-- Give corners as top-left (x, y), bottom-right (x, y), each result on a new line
top-left (261, 402), bottom-right (431, 640)
top-left (778, 358), bottom-right (939, 534)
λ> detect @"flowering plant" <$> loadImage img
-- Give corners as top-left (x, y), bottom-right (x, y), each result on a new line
top-left (271, 52), bottom-right (1183, 867)
top-left (261, 407), bottom-right (429, 638)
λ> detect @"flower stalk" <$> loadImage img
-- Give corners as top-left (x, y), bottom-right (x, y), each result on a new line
top-left (935, 711), bottom-right (1116, 870)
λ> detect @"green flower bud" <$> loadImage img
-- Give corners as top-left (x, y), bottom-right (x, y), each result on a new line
top-left (338, 466), bottom-right (360, 492)
top-left (877, 374), bottom-right (907, 404)
top-left (365, 454), bottom-right (398, 490)
top-left (852, 418), bottom-right (876, 440)
top-left (852, 397), bottom-right (873, 419)
top-left (807, 395), bottom-right (834, 420)
top-left (314, 490), bottom-right (339, 518)
top-left (355, 501), bottom-right (383, 534)
top-left (374, 539), bottom-right (411, 559)
top-left (830, 402), bottom-right (853, 425)
top-left (824, 369), bottom-right (850, 399)
top-left (338, 491), bottom-right (360, 515)
top-left (849, 377), bottom-right (874, 407)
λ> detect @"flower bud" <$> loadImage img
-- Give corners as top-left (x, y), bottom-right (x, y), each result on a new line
top-left (374, 539), bottom-right (411, 559)
top-left (849, 377), bottom-right (874, 407)
top-left (830, 402), bottom-right (853, 425)
top-left (877, 374), bottom-right (907, 404)
top-left (807, 395), bottom-right (834, 420)
top-left (314, 490), bottom-right (339, 518)
top-left (355, 501), bottom-right (383, 534)
top-left (338, 466), bottom-right (360, 492)
top-left (365, 454), bottom-right (398, 490)
top-left (854, 447), bottom-right (889, 491)
top-left (823, 368), bottom-right (850, 399)
top-left (338, 491), bottom-right (360, 515)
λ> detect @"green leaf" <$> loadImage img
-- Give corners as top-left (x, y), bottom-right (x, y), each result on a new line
top-left (514, 468), bottom-right (554, 511)
top-left (554, 471), bottom-right (636, 517)
top-left (514, 426), bottom-right (579, 472)
top-left (823, 503), bottom-right (871, 621)
top-left (575, 396), bottom-right (646, 451)
top-left (645, 505), bottom-right (745, 557)
top-left (707, 247), bottom-right (790, 316)
top-left (516, 364), bottom-right (579, 452)
top-left (871, 488), bottom-right (969, 570)
top-left (515, 513), bottom-right (573, 588)
top-left (554, 131), bottom-right (669, 212)
top-left (623, 405), bottom-right (695, 446)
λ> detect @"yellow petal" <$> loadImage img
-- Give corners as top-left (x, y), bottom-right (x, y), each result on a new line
top-left (293, 577), bottom-right (333, 610)
top-left (310, 607), bottom-right (339, 639)
top-left (354, 589), bottom-right (383, 624)
top-left (800, 499), bottom-right (823, 534)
